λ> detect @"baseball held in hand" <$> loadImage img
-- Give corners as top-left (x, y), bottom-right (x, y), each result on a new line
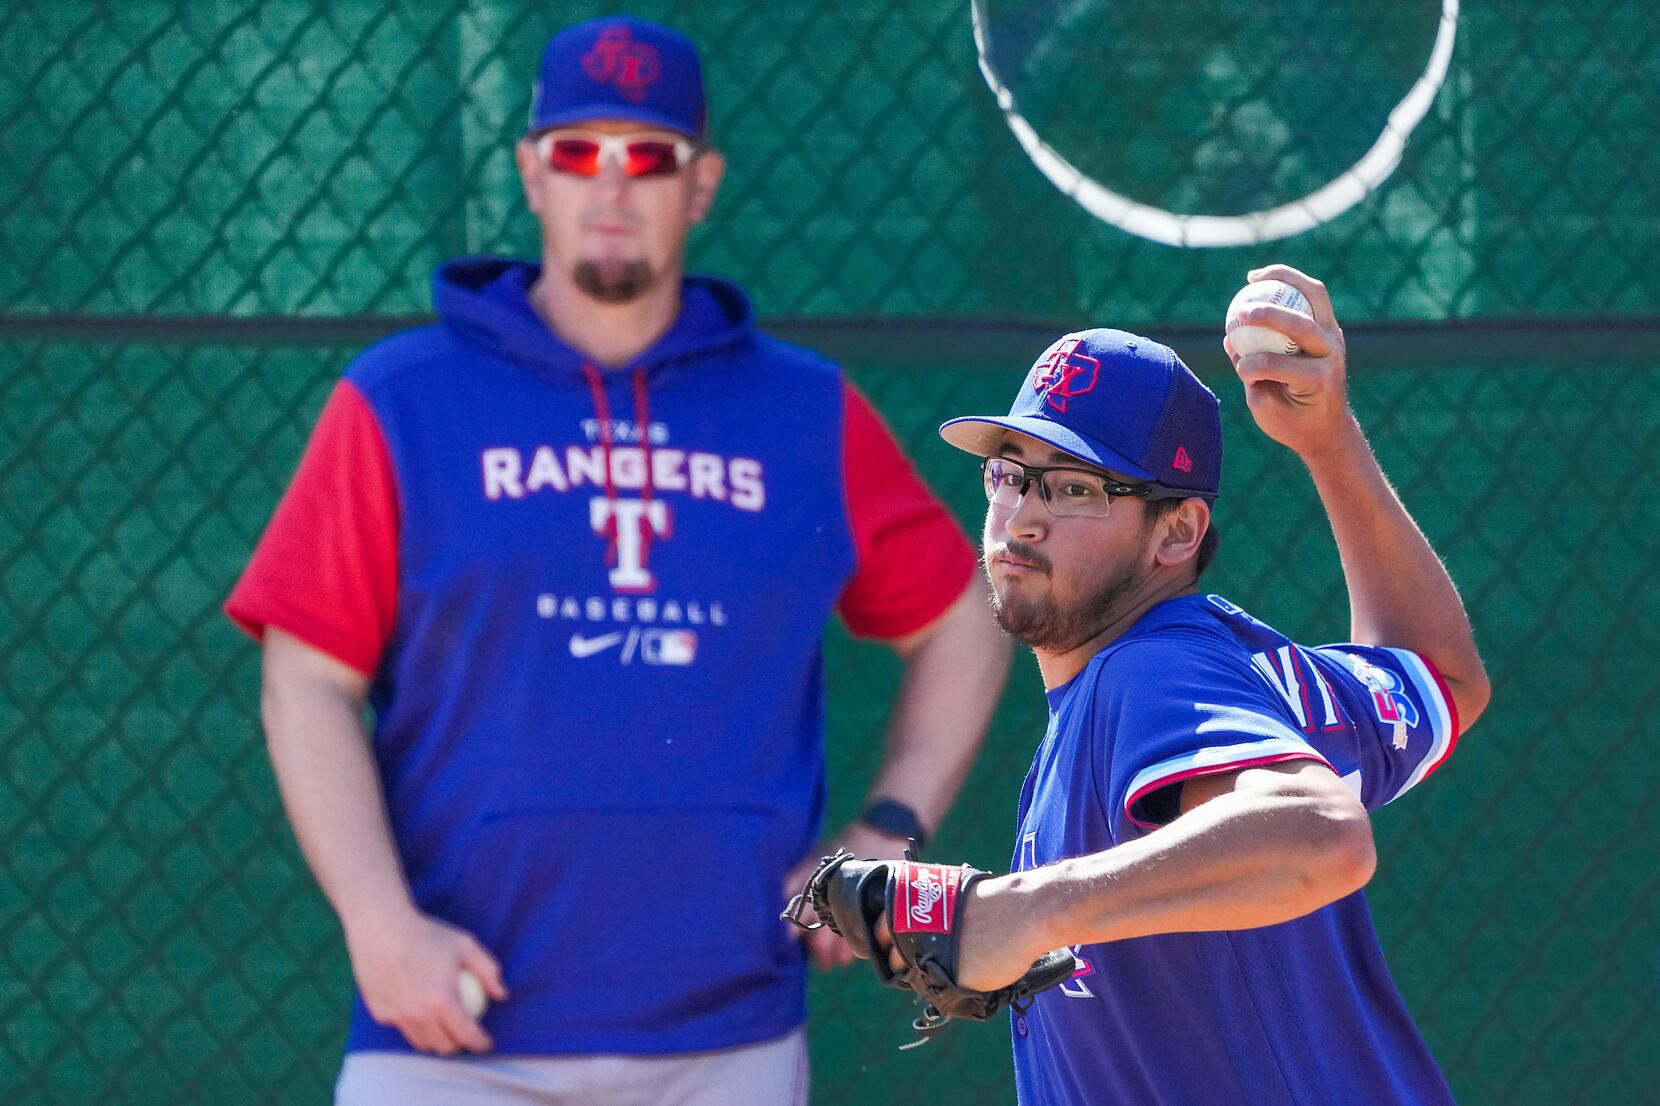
top-left (1225, 280), bottom-right (1313, 358)
top-left (458, 969), bottom-right (488, 1020)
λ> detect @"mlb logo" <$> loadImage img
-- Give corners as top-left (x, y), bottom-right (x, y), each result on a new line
top-left (642, 630), bottom-right (697, 666)
top-left (1206, 595), bottom-right (1245, 616)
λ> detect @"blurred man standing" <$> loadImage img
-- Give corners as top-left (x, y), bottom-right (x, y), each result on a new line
top-left (227, 17), bottom-right (1008, 1104)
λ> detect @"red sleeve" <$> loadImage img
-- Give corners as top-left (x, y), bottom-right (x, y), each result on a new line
top-left (836, 381), bottom-right (978, 639)
top-left (224, 380), bottom-right (399, 675)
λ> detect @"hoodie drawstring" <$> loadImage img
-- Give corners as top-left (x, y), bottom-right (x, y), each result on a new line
top-left (581, 361), bottom-right (658, 575)
top-left (632, 366), bottom-right (661, 566)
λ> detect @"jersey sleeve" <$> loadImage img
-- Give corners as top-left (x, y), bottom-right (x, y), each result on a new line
top-left (1095, 637), bottom-right (1335, 836)
top-left (1306, 644), bottom-right (1460, 807)
top-left (835, 381), bottom-right (978, 640)
top-left (223, 380), bottom-right (400, 675)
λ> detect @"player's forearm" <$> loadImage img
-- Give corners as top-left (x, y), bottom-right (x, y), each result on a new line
top-left (984, 774), bottom-right (1374, 960)
top-left (260, 663), bottom-right (416, 935)
top-left (1300, 417), bottom-right (1489, 726)
top-left (868, 581), bottom-right (1011, 833)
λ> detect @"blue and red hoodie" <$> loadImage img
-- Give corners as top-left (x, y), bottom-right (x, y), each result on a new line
top-left (227, 258), bottom-right (975, 1055)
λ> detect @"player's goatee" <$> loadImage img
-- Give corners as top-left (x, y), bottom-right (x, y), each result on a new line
top-left (575, 259), bottom-right (654, 303)
top-left (988, 561), bottom-right (1142, 652)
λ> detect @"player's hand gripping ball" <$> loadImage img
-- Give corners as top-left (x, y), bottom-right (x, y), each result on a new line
top-left (457, 969), bottom-right (488, 1020)
top-left (1225, 279), bottom-right (1314, 357)
top-left (781, 844), bottom-right (1075, 1046)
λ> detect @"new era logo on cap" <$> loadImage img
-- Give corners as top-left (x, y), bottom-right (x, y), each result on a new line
top-left (1173, 446), bottom-right (1193, 472)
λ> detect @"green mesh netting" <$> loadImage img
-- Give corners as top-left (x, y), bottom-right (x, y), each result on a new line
top-left (4, 1), bottom-right (1657, 1103)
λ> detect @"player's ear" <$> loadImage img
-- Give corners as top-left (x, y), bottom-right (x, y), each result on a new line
top-left (514, 138), bottom-right (544, 215)
top-left (686, 148), bottom-right (725, 224)
top-left (1152, 498), bottom-right (1209, 570)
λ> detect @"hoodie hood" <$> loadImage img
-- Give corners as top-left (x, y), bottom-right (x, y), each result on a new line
top-left (433, 257), bottom-right (755, 381)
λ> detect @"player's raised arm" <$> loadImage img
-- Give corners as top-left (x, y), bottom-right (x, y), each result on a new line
top-left (1225, 265), bottom-right (1490, 732)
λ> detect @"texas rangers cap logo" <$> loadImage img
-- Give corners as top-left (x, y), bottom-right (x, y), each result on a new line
top-left (1032, 338), bottom-right (1101, 413)
top-left (582, 25), bottom-right (661, 102)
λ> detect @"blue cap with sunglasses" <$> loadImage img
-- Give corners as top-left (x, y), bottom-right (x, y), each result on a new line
top-left (530, 17), bottom-right (707, 138)
top-left (940, 329), bottom-right (1223, 499)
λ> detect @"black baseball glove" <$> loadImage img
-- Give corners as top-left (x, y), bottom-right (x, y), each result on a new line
top-left (781, 843), bottom-right (1077, 1045)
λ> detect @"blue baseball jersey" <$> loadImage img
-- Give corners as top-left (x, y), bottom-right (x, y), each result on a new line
top-left (227, 259), bottom-right (975, 1056)
top-left (1011, 593), bottom-right (1460, 1106)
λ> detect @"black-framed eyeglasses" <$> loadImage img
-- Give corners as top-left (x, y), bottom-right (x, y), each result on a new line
top-left (980, 456), bottom-right (1170, 518)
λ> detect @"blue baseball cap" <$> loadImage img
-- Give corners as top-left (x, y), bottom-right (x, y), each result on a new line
top-left (529, 17), bottom-right (707, 138)
top-left (940, 329), bottom-right (1223, 499)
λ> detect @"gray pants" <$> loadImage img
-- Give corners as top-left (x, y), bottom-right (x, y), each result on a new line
top-left (335, 1029), bottom-right (808, 1106)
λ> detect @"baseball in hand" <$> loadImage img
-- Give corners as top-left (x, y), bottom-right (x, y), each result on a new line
top-left (458, 969), bottom-right (488, 1020)
top-left (1225, 279), bottom-right (1313, 357)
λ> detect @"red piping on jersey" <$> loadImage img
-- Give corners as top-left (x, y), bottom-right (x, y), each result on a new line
top-left (580, 361), bottom-right (657, 575)
top-left (1417, 653), bottom-right (1462, 741)
top-left (1413, 653), bottom-right (1462, 785)
top-left (1124, 751), bottom-right (1331, 829)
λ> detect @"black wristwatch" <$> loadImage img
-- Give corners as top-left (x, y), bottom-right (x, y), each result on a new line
top-left (860, 797), bottom-right (928, 849)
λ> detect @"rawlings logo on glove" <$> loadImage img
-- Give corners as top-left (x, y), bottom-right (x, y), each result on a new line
top-left (899, 863), bottom-right (954, 932)
top-left (781, 843), bottom-right (1075, 1046)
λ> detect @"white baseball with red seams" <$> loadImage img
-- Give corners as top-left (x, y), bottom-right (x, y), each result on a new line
top-left (1225, 279), bottom-right (1313, 358)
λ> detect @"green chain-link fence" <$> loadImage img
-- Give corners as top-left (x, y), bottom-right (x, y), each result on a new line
top-left (3, 1), bottom-right (1657, 1103)
top-left (6, 0), bottom-right (1659, 322)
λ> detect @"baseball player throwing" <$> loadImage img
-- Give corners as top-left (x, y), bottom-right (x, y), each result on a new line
top-left (812, 266), bottom-right (1489, 1104)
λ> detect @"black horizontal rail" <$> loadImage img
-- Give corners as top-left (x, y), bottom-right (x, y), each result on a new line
top-left (2, 312), bottom-right (1656, 373)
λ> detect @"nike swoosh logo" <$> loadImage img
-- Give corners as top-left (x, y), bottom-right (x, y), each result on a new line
top-left (569, 632), bottom-right (625, 658)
